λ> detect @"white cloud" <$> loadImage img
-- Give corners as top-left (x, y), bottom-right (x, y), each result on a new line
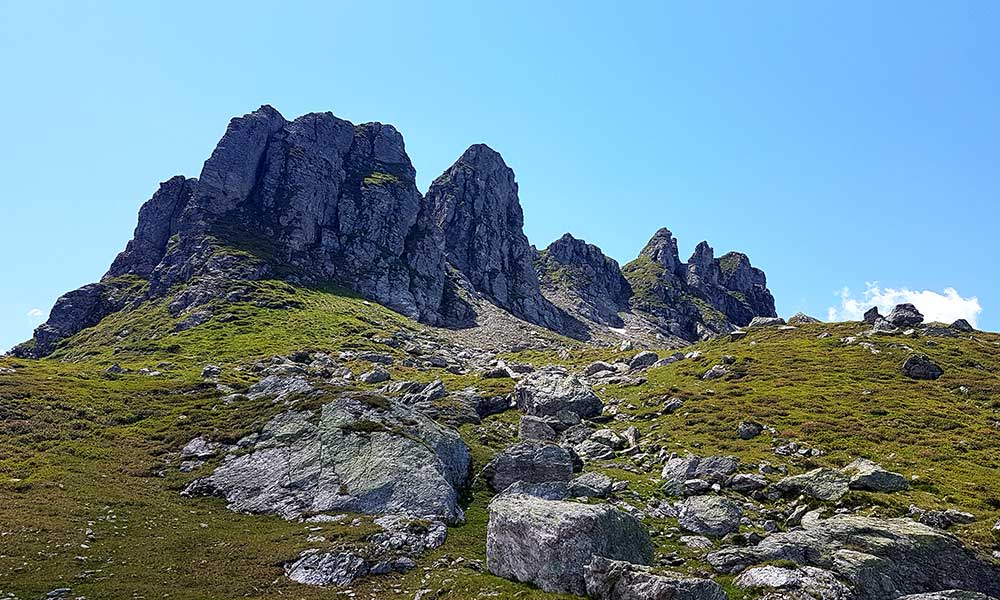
top-left (26, 308), bottom-right (44, 319)
top-left (828, 283), bottom-right (982, 327)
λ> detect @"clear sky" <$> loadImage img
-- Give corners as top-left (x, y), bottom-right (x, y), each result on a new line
top-left (2, 1), bottom-right (998, 351)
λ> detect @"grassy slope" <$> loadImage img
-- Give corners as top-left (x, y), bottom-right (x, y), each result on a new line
top-left (2, 285), bottom-right (999, 599)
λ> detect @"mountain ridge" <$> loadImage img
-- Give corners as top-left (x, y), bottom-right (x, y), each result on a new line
top-left (12, 105), bottom-right (776, 357)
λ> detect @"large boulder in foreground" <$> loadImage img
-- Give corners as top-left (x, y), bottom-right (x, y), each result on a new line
top-left (708, 514), bottom-right (1000, 600)
top-left (184, 394), bottom-right (471, 523)
top-left (515, 370), bottom-right (603, 419)
top-left (585, 556), bottom-right (727, 600)
top-left (486, 494), bottom-right (653, 595)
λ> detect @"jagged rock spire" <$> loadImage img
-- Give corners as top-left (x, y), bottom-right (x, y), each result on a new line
top-left (639, 227), bottom-right (683, 276)
top-left (427, 144), bottom-right (564, 330)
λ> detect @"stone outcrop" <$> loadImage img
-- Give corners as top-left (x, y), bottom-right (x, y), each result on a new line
top-left (514, 369), bottom-right (604, 419)
top-left (708, 514), bottom-right (1000, 600)
top-left (183, 393), bottom-right (471, 524)
top-left (623, 228), bottom-right (776, 341)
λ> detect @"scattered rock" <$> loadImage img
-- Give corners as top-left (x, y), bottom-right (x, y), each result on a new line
top-left (902, 354), bottom-right (943, 380)
top-left (585, 556), bottom-right (727, 600)
top-left (842, 458), bottom-right (908, 492)
top-left (481, 441), bottom-right (574, 492)
top-left (863, 306), bottom-right (882, 324)
top-left (518, 415), bottom-right (558, 441)
top-left (180, 436), bottom-right (219, 460)
top-left (201, 364), bottom-right (222, 378)
top-left (359, 367), bottom-right (391, 384)
top-left (737, 420), bottom-right (763, 440)
top-left (733, 564), bottom-right (852, 600)
top-left (285, 550), bottom-right (368, 586)
top-left (486, 494), bottom-right (653, 594)
top-left (678, 495), bottom-right (743, 537)
top-left (662, 455), bottom-right (739, 495)
top-left (775, 468), bottom-right (850, 501)
top-left (515, 370), bottom-right (603, 419)
top-left (629, 350), bottom-right (659, 370)
top-left (184, 395), bottom-right (471, 523)
top-left (748, 316), bottom-right (786, 328)
top-left (708, 514), bottom-right (1000, 599)
top-left (702, 364), bottom-right (730, 380)
top-left (583, 360), bottom-right (616, 376)
top-left (788, 312), bottom-right (822, 325)
top-left (569, 472), bottom-right (614, 498)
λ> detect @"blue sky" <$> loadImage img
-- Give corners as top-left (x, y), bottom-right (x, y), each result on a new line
top-left (2, 1), bottom-right (998, 350)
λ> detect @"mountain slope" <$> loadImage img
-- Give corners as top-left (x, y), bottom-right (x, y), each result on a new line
top-left (1, 284), bottom-right (999, 599)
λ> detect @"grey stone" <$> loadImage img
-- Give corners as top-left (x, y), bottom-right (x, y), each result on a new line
top-left (285, 551), bottom-right (368, 586)
top-left (775, 468), bottom-right (850, 501)
top-left (518, 415), bottom-right (558, 441)
top-left (748, 316), bottom-right (787, 328)
top-left (728, 473), bottom-right (768, 494)
top-left (842, 458), bottom-right (908, 492)
top-left (359, 367), bottom-right (391, 384)
top-left (898, 592), bottom-right (999, 600)
top-left (583, 360), bottom-right (616, 377)
top-left (702, 364), bottom-right (730, 380)
top-left (888, 303), bottom-right (924, 327)
top-left (709, 514), bottom-right (1000, 599)
top-left (481, 441), bottom-right (574, 492)
top-left (902, 354), bottom-right (943, 380)
top-left (574, 439), bottom-right (617, 461)
top-left (183, 394), bottom-right (470, 523)
top-left (737, 420), bottom-right (763, 440)
top-left (629, 350), bottom-right (659, 370)
top-left (863, 307), bottom-right (882, 324)
top-left (788, 312), bottom-right (822, 325)
top-left (678, 495), bottom-right (743, 537)
top-left (180, 436), bottom-right (219, 460)
top-left (585, 556), bottom-right (727, 600)
top-left (515, 370), bottom-right (603, 419)
top-left (499, 480), bottom-right (571, 500)
top-left (569, 472), bottom-right (614, 498)
top-left (486, 494), bottom-right (653, 594)
top-left (662, 455), bottom-right (739, 495)
top-left (733, 564), bottom-right (852, 600)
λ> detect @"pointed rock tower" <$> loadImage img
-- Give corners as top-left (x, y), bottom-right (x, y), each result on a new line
top-left (426, 144), bottom-right (564, 331)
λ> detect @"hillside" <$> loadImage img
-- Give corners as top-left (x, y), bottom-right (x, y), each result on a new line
top-left (2, 280), bottom-right (999, 599)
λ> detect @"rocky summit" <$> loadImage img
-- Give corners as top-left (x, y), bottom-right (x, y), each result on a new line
top-left (3, 106), bottom-right (999, 600)
top-left (15, 107), bottom-right (776, 358)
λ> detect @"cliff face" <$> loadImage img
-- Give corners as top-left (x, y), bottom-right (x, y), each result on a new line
top-left (536, 234), bottom-right (632, 328)
top-left (426, 144), bottom-right (565, 331)
top-left (15, 106), bottom-right (777, 357)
